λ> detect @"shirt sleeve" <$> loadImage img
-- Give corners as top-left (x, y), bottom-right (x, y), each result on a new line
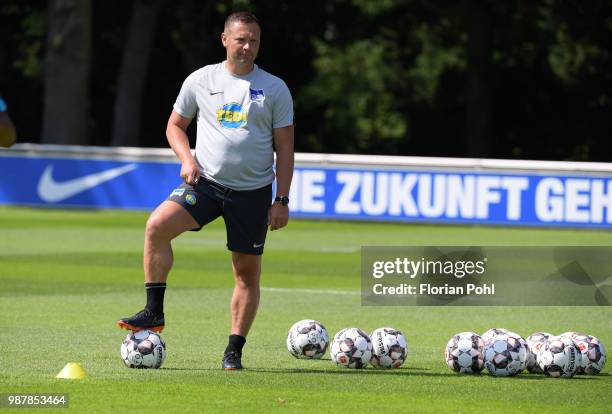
top-left (272, 81), bottom-right (294, 129)
top-left (173, 72), bottom-right (199, 118)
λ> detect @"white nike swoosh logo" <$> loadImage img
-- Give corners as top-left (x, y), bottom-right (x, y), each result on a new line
top-left (37, 163), bottom-right (138, 203)
top-left (253, 242), bottom-right (264, 248)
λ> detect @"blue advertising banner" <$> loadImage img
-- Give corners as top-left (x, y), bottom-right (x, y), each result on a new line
top-left (288, 167), bottom-right (612, 227)
top-left (1, 153), bottom-right (612, 227)
top-left (0, 156), bottom-right (180, 210)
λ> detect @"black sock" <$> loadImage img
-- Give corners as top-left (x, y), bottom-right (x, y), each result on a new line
top-left (145, 282), bottom-right (166, 315)
top-left (225, 334), bottom-right (246, 355)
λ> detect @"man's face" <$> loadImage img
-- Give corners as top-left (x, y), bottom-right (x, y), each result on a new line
top-left (222, 21), bottom-right (261, 66)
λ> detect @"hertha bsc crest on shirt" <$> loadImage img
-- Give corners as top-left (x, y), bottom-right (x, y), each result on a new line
top-left (249, 88), bottom-right (265, 102)
top-left (216, 102), bottom-right (248, 129)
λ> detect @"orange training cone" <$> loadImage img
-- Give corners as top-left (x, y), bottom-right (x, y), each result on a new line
top-left (55, 363), bottom-right (87, 379)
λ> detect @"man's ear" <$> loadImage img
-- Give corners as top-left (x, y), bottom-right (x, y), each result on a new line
top-left (221, 32), bottom-right (228, 47)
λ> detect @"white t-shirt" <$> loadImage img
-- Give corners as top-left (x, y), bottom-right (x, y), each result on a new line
top-left (173, 62), bottom-right (294, 191)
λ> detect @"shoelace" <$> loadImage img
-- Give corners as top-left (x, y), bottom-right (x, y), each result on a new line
top-left (136, 309), bottom-right (162, 319)
top-left (133, 309), bottom-right (150, 318)
top-left (224, 352), bottom-right (241, 362)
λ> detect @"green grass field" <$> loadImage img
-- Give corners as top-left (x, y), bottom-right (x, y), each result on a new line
top-left (1, 206), bottom-right (611, 413)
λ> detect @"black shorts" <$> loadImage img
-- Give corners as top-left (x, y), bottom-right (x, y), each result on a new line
top-left (167, 178), bottom-right (272, 255)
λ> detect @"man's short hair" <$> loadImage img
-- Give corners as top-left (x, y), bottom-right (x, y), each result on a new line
top-left (224, 11), bottom-right (260, 31)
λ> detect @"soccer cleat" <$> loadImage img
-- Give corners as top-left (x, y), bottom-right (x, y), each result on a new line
top-left (117, 308), bottom-right (165, 333)
top-left (222, 351), bottom-right (243, 370)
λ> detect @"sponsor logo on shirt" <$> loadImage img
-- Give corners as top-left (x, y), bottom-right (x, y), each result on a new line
top-left (216, 102), bottom-right (248, 129)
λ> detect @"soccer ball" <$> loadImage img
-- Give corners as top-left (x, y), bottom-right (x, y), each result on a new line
top-left (559, 331), bottom-right (581, 340)
top-left (120, 330), bottom-right (167, 369)
top-left (484, 333), bottom-right (527, 376)
top-left (286, 319), bottom-right (329, 359)
top-left (537, 335), bottom-right (579, 378)
top-left (505, 331), bottom-right (529, 370)
top-left (370, 327), bottom-right (408, 369)
top-left (525, 332), bottom-right (553, 373)
top-left (573, 334), bottom-right (606, 375)
top-left (330, 328), bottom-right (373, 369)
top-left (481, 328), bottom-right (508, 345)
top-left (559, 332), bottom-right (588, 372)
top-left (445, 332), bottom-right (485, 374)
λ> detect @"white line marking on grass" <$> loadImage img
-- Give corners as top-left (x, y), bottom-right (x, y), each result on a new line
top-left (261, 287), bottom-right (360, 296)
top-left (313, 247), bottom-right (358, 253)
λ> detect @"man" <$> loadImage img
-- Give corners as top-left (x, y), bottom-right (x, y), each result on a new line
top-left (0, 96), bottom-right (17, 148)
top-left (117, 11), bottom-right (294, 370)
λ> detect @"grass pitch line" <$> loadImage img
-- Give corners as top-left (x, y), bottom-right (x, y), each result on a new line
top-left (261, 287), bottom-right (360, 296)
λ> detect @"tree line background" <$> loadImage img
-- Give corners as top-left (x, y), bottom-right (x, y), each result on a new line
top-left (1, 0), bottom-right (610, 160)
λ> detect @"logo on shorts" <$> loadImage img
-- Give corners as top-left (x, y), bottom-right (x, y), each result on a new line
top-left (185, 194), bottom-right (197, 205)
top-left (171, 188), bottom-right (185, 197)
top-left (216, 102), bottom-right (247, 129)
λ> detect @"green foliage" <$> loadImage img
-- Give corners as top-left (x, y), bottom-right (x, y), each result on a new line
top-left (297, 5), bottom-right (466, 153)
top-left (538, 2), bottom-right (610, 84)
top-left (299, 37), bottom-right (406, 153)
top-left (2, 3), bottom-right (46, 78)
top-left (408, 21), bottom-right (466, 103)
top-left (548, 34), bottom-right (605, 83)
top-left (1, 0), bottom-right (611, 159)
top-left (352, 0), bottom-right (399, 16)
top-left (216, 0), bottom-right (253, 15)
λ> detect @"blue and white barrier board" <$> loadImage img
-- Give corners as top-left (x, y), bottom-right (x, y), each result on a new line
top-left (1, 144), bottom-right (611, 228)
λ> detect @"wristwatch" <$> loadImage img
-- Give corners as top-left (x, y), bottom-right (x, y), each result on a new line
top-left (274, 196), bottom-right (289, 206)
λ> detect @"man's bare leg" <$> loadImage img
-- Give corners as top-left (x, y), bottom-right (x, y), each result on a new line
top-left (223, 251), bottom-right (262, 369)
top-left (144, 200), bottom-right (199, 283)
top-left (230, 252), bottom-right (262, 335)
top-left (118, 201), bottom-right (198, 332)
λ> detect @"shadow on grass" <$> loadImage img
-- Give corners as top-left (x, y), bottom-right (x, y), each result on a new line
top-left (516, 374), bottom-right (599, 381)
top-left (160, 366), bottom-right (603, 380)
top-left (161, 366), bottom-right (451, 377)
top-left (240, 368), bottom-right (460, 378)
